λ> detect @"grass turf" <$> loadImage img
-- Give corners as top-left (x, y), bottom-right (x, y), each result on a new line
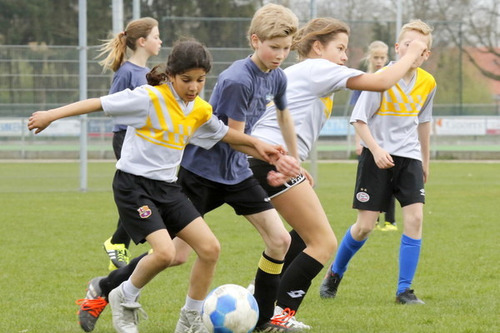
top-left (0, 161), bottom-right (498, 332)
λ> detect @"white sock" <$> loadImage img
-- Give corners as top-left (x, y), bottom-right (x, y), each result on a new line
top-left (121, 280), bottom-right (141, 303)
top-left (183, 295), bottom-right (204, 313)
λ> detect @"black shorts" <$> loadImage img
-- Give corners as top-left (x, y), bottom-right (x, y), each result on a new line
top-left (112, 130), bottom-right (126, 160)
top-left (113, 170), bottom-right (201, 244)
top-left (353, 148), bottom-right (425, 212)
top-left (177, 167), bottom-right (274, 216)
top-left (248, 158), bottom-right (305, 198)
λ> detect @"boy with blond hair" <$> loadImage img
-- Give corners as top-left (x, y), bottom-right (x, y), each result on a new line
top-left (320, 19), bottom-right (436, 305)
top-left (176, 3), bottom-right (301, 332)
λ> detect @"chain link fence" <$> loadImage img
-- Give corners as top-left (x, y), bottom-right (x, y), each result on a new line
top-left (0, 18), bottom-right (499, 162)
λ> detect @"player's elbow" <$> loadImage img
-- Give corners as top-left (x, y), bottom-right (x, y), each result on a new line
top-left (375, 78), bottom-right (395, 91)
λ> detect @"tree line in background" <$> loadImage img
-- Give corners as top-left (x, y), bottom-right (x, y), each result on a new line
top-left (0, 0), bottom-right (262, 46)
top-left (0, 0), bottom-right (498, 106)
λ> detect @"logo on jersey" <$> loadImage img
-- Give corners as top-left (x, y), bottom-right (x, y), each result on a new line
top-left (420, 189), bottom-right (425, 196)
top-left (356, 191), bottom-right (370, 202)
top-left (265, 93), bottom-right (274, 103)
top-left (137, 205), bottom-right (152, 219)
top-left (287, 290), bottom-right (306, 299)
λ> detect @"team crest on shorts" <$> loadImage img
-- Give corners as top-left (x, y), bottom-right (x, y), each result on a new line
top-left (137, 205), bottom-right (152, 219)
top-left (356, 191), bottom-right (370, 202)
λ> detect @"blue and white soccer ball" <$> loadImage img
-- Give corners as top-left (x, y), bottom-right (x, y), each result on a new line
top-left (201, 284), bottom-right (259, 333)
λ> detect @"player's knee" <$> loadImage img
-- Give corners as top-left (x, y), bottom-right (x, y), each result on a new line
top-left (151, 248), bottom-right (176, 269)
top-left (270, 230), bottom-right (291, 255)
top-left (352, 222), bottom-right (374, 239)
top-left (198, 237), bottom-right (221, 264)
top-left (403, 208), bottom-right (423, 226)
top-left (306, 232), bottom-right (337, 264)
top-left (170, 252), bottom-right (189, 267)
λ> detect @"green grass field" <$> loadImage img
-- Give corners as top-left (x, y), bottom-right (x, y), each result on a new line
top-left (1, 161), bottom-right (499, 332)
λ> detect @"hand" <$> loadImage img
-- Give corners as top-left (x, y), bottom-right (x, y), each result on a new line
top-left (273, 154), bottom-right (300, 178)
top-left (267, 170), bottom-right (289, 187)
top-left (423, 166), bottom-right (429, 183)
top-left (408, 39), bottom-right (428, 56)
top-left (28, 111), bottom-right (52, 134)
top-left (355, 143), bottom-right (363, 156)
top-left (371, 147), bottom-right (394, 169)
top-left (253, 141), bottom-right (284, 164)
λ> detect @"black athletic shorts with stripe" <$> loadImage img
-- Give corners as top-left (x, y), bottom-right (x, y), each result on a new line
top-left (177, 166), bottom-right (274, 217)
top-left (113, 170), bottom-right (201, 244)
top-left (248, 158), bottom-right (306, 199)
top-left (353, 148), bottom-right (425, 212)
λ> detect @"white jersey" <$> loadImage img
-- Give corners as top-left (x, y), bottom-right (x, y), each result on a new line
top-left (251, 58), bottom-right (363, 161)
top-left (350, 65), bottom-right (436, 160)
top-left (101, 83), bottom-right (228, 182)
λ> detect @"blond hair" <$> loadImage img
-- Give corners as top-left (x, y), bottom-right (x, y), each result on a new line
top-left (398, 19), bottom-right (433, 49)
top-left (97, 17), bottom-right (158, 72)
top-left (247, 3), bottom-right (298, 49)
top-left (291, 17), bottom-right (350, 60)
top-left (364, 40), bottom-right (389, 73)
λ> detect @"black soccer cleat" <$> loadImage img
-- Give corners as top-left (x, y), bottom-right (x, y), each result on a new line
top-left (319, 270), bottom-right (342, 299)
top-left (395, 288), bottom-right (425, 304)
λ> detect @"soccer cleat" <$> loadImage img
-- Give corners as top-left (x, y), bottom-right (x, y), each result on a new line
top-left (377, 221), bottom-right (398, 231)
top-left (76, 276), bottom-right (108, 332)
top-left (396, 288), bottom-right (425, 304)
top-left (103, 237), bottom-right (130, 271)
top-left (274, 306), bottom-right (311, 330)
top-left (319, 270), bottom-right (342, 299)
top-left (109, 284), bottom-right (148, 333)
top-left (254, 308), bottom-right (301, 332)
top-left (174, 308), bottom-right (209, 333)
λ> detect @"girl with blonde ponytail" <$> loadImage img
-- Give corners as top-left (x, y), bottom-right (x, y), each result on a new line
top-left (98, 17), bottom-right (162, 273)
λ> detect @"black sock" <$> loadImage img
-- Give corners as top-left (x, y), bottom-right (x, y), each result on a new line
top-left (254, 252), bottom-right (284, 326)
top-left (281, 230), bottom-right (306, 276)
top-left (99, 252), bottom-right (147, 299)
top-left (277, 252), bottom-right (323, 312)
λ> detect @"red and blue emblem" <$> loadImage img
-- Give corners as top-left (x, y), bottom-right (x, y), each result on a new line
top-left (137, 205), bottom-right (152, 218)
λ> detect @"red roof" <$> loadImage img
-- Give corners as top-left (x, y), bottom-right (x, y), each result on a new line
top-left (466, 47), bottom-right (500, 96)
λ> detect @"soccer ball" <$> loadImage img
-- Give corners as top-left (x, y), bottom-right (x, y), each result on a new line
top-left (201, 284), bottom-right (259, 333)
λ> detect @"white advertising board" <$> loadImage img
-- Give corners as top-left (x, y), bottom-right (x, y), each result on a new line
top-left (433, 117), bottom-right (486, 136)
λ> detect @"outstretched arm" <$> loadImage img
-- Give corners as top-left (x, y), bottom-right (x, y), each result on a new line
top-left (28, 98), bottom-right (103, 134)
top-left (346, 39), bottom-right (429, 91)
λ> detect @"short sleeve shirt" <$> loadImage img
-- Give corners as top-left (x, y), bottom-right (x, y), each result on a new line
top-left (350, 64), bottom-right (436, 160)
top-left (181, 56), bottom-right (288, 184)
top-left (252, 58), bottom-right (364, 161)
top-left (100, 83), bottom-right (228, 182)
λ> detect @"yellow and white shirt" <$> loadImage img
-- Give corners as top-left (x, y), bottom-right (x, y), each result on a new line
top-left (101, 82), bottom-right (228, 182)
top-left (351, 64), bottom-right (436, 160)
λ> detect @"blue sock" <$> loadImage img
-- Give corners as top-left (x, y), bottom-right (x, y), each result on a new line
top-left (397, 234), bottom-right (422, 295)
top-left (331, 226), bottom-right (367, 277)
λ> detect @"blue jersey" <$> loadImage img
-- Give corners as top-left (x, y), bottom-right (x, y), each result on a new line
top-left (181, 56), bottom-right (288, 184)
top-left (109, 61), bottom-right (150, 132)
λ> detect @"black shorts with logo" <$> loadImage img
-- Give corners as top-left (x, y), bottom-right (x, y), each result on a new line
top-left (113, 170), bottom-right (201, 244)
top-left (177, 167), bottom-right (274, 216)
top-left (353, 148), bottom-right (425, 212)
